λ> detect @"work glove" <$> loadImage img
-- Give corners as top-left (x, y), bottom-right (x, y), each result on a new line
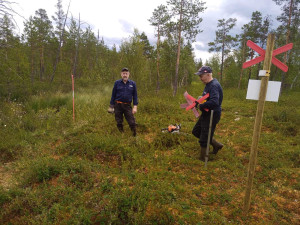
top-left (199, 104), bottom-right (204, 111)
top-left (107, 106), bottom-right (114, 114)
top-left (132, 105), bottom-right (137, 114)
top-left (199, 103), bottom-right (209, 112)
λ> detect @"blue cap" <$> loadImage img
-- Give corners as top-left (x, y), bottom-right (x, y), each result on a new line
top-left (195, 66), bottom-right (212, 75)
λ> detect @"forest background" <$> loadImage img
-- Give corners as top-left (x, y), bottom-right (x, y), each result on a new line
top-left (0, 0), bottom-right (299, 99)
top-left (0, 0), bottom-right (299, 224)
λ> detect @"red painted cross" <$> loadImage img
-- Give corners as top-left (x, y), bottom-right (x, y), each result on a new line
top-left (242, 40), bottom-right (293, 72)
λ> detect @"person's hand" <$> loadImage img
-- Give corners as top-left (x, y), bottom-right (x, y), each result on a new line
top-left (194, 101), bottom-right (199, 108)
top-left (132, 105), bottom-right (137, 114)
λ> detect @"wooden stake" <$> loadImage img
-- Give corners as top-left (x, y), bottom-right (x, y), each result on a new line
top-left (205, 110), bottom-right (214, 168)
top-left (72, 74), bottom-right (75, 122)
top-left (243, 33), bottom-right (275, 213)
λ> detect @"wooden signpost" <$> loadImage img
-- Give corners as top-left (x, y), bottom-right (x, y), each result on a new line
top-left (242, 33), bottom-right (293, 213)
top-left (72, 74), bottom-right (75, 122)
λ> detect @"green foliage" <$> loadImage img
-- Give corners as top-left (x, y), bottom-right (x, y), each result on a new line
top-left (0, 86), bottom-right (299, 224)
top-left (27, 93), bottom-right (69, 112)
top-left (0, 1), bottom-right (300, 223)
top-left (0, 187), bottom-right (10, 206)
top-left (208, 18), bottom-right (237, 83)
top-left (119, 29), bottom-right (152, 90)
top-left (20, 156), bottom-right (94, 187)
top-left (1, 2), bottom-right (299, 98)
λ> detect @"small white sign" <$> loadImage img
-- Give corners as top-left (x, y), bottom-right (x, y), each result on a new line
top-left (259, 70), bottom-right (268, 76)
top-left (246, 80), bottom-right (281, 102)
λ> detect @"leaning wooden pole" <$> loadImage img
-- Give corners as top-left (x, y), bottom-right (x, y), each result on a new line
top-left (72, 74), bottom-right (75, 122)
top-left (243, 33), bottom-right (275, 213)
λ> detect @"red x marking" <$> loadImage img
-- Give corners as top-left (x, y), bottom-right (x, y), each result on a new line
top-left (242, 40), bottom-right (293, 72)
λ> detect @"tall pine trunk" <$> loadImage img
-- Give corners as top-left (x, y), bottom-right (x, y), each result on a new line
top-left (238, 37), bottom-right (246, 89)
top-left (173, 0), bottom-right (183, 96)
top-left (50, 1), bottom-right (70, 83)
top-left (39, 46), bottom-right (44, 81)
top-left (73, 13), bottom-right (80, 77)
top-left (156, 27), bottom-right (161, 93)
top-left (280, 0), bottom-right (293, 94)
top-left (220, 36), bottom-right (225, 83)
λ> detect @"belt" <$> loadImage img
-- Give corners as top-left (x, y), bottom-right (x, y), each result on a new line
top-left (116, 101), bottom-right (131, 105)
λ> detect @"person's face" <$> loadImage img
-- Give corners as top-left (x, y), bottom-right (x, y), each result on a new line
top-left (199, 73), bottom-right (211, 84)
top-left (121, 71), bottom-right (130, 82)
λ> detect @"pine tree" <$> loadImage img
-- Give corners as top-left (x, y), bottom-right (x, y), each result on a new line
top-left (167, 0), bottom-right (206, 96)
top-left (0, 14), bottom-right (20, 98)
top-left (273, 0), bottom-right (300, 91)
top-left (119, 29), bottom-right (150, 89)
top-left (23, 9), bottom-right (53, 81)
top-left (208, 18), bottom-right (237, 83)
top-left (50, 0), bottom-right (70, 83)
top-left (149, 4), bottom-right (171, 92)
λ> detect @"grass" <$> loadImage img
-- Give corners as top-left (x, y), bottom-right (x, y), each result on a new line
top-left (0, 82), bottom-right (299, 224)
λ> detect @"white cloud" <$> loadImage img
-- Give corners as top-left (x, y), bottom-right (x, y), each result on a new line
top-left (12, 0), bottom-right (282, 62)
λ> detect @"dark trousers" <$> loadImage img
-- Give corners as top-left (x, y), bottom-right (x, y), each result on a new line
top-left (192, 110), bottom-right (221, 147)
top-left (114, 103), bottom-right (136, 130)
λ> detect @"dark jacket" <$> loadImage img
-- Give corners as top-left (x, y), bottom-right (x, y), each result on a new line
top-left (199, 78), bottom-right (223, 113)
top-left (110, 79), bottom-right (138, 106)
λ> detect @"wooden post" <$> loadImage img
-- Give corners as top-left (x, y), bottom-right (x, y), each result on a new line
top-left (205, 110), bottom-right (214, 168)
top-left (72, 74), bottom-right (75, 122)
top-left (243, 33), bottom-right (275, 213)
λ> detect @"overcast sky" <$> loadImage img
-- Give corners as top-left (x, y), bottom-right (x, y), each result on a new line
top-left (13, 0), bottom-right (282, 62)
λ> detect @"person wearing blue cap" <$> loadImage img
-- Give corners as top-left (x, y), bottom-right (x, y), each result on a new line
top-left (192, 66), bottom-right (223, 161)
top-left (108, 67), bottom-right (138, 136)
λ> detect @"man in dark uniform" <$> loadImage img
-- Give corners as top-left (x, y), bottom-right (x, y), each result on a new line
top-left (109, 67), bottom-right (138, 136)
top-left (192, 66), bottom-right (223, 161)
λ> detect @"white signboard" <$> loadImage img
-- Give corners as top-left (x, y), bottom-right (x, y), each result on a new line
top-left (246, 80), bottom-right (281, 102)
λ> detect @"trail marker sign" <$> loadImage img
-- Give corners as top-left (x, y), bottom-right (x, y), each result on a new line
top-left (246, 79), bottom-right (281, 102)
top-left (242, 40), bottom-right (293, 72)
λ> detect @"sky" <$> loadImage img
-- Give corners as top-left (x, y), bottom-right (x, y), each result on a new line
top-left (13, 0), bottom-right (282, 62)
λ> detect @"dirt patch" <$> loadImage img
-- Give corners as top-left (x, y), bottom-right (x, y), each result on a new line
top-left (0, 163), bottom-right (15, 190)
top-left (96, 151), bottom-right (121, 167)
top-left (50, 139), bottom-right (62, 150)
top-left (144, 132), bottom-right (156, 143)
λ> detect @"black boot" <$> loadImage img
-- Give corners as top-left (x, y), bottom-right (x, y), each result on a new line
top-left (211, 138), bottom-right (223, 154)
top-left (130, 127), bottom-right (136, 137)
top-left (200, 146), bottom-right (207, 162)
top-left (117, 124), bottom-right (124, 133)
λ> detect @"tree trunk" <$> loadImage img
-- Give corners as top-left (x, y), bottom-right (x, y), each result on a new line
top-left (248, 50), bottom-right (254, 80)
top-left (73, 13), bottom-right (80, 77)
top-left (50, 0), bottom-right (70, 83)
top-left (220, 40), bottom-right (225, 83)
top-left (280, 0), bottom-right (293, 95)
top-left (290, 72), bottom-right (298, 89)
top-left (173, 0), bottom-right (183, 96)
top-left (156, 27), bottom-right (160, 93)
top-left (31, 46), bottom-right (34, 85)
top-left (40, 46), bottom-right (44, 81)
top-left (238, 38), bottom-right (246, 89)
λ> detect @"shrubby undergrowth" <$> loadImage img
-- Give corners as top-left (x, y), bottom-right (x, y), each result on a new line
top-left (0, 83), bottom-right (299, 224)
